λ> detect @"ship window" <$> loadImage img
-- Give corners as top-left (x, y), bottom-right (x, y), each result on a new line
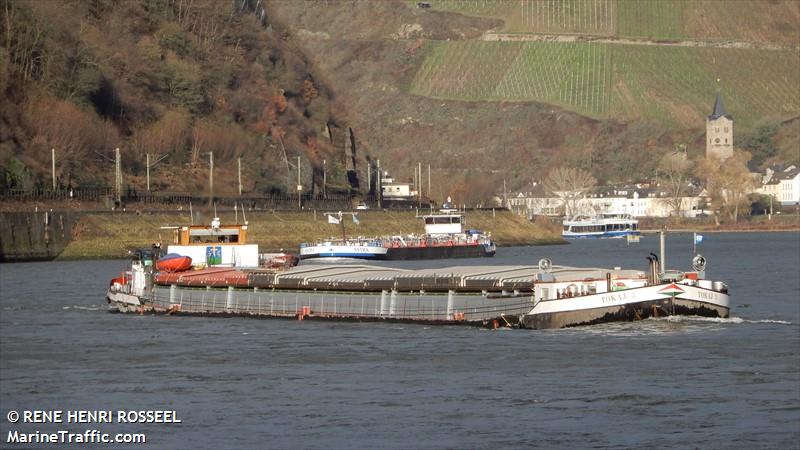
top-left (425, 217), bottom-right (434, 224)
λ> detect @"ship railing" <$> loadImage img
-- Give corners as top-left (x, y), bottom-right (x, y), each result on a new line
top-left (154, 286), bottom-right (535, 322)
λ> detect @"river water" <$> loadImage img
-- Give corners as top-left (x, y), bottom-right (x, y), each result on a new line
top-left (1, 232), bottom-right (798, 449)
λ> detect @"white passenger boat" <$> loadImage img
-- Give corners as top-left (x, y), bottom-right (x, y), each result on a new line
top-left (562, 213), bottom-right (640, 239)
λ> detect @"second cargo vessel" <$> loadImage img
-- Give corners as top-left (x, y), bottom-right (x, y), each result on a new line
top-left (299, 206), bottom-right (496, 260)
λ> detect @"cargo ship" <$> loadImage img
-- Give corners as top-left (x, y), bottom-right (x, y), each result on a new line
top-left (299, 207), bottom-right (496, 260)
top-left (107, 233), bottom-right (730, 329)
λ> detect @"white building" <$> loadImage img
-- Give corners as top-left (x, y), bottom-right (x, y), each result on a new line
top-left (760, 165), bottom-right (800, 206)
top-left (380, 172), bottom-right (418, 201)
top-left (508, 184), bottom-right (705, 218)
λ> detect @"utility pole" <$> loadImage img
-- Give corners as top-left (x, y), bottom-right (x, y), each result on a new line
top-left (377, 159), bottom-right (381, 209)
top-left (238, 157), bottom-right (242, 196)
top-left (323, 159), bottom-right (327, 198)
top-left (51, 148), bottom-right (56, 190)
top-left (145, 153), bottom-right (167, 192)
top-left (297, 155), bottom-right (301, 209)
top-left (208, 151), bottom-right (214, 205)
top-left (418, 161), bottom-right (422, 207)
top-left (427, 164), bottom-right (431, 199)
top-left (503, 178), bottom-right (507, 208)
top-left (114, 148), bottom-right (121, 205)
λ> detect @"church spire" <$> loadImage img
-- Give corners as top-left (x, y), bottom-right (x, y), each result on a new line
top-left (708, 90), bottom-right (731, 120)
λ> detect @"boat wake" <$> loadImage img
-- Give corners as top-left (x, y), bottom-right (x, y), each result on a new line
top-left (62, 305), bottom-right (103, 311)
top-left (556, 315), bottom-right (793, 336)
top-left (662, 316), bottom-right (793, 325)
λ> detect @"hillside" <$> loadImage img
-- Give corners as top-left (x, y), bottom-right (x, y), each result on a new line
top-left (269, 0), bottom-right (799, 202)
top-left (1, 0), bottom-right (798, 205)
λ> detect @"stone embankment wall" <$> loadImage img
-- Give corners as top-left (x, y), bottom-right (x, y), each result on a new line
top-left (0, 211), bottom-right (75, 262)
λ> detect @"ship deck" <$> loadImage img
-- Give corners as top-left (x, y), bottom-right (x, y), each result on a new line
top-left (155, 263), bottom-right (645, 292)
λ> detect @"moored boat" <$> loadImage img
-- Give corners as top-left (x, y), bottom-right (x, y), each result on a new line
top-left (562, 213), bottom-right (640, 239)
top-left (299, 207), bottom-right (496, 260)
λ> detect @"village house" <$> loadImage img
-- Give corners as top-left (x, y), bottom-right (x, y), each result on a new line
top-left (507, 183), bottom-right (705, 219)
top-left (759, 165), bottom-right (800, 207)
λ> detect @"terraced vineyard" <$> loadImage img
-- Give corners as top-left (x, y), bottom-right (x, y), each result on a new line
top-left (615, 0), bottom-right (685, 40)
top-left (410, 41), bottom-right (800, 126)
top-left (610, 46), bottom-right (800, 126)
top-left (415, 0), bottom-right (799, 44)
top-left (418, 0), bottom-right (616, 36)
top-left (411, 41), bottom-right (612, 118)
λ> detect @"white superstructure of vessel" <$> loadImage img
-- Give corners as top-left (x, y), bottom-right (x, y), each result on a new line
top-left (562, 213), bottom-right (640, 239)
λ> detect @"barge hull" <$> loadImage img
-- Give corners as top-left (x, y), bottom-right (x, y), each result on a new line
top-left (150, 285), bottom-right (532, 325)
top-left (520, 298), bottom-right (728, 329)
top-left (385, 244), bottom-right (494, 260)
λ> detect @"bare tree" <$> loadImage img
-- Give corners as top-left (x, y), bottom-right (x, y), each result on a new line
top-left (544, 167), bottom-right (597, 217)
top-left (695, 150), bottom-right (758, 223)
top-left (657, 146), bottom-right (692, 217)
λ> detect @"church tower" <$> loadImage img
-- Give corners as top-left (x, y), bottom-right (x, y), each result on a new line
top-left (706, 91), bottom-right (733, 160)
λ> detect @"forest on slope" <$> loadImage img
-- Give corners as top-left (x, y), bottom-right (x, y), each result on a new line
top-left (1, 0), bottom-right (352, 196)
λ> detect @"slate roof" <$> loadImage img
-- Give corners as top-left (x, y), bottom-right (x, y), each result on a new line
top-left (708, 91), bottom-right (733, 120)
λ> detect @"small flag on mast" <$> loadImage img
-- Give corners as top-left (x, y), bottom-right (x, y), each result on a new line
top-left (327, 214), bottom-right (340, 224)
top-left (694, 234), bottom-right (704, 244)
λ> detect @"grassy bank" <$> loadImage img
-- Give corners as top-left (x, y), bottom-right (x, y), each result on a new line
top-left (639, 215), bottom-right (800, 232)
top-left (59, 209), bottom-right (564, 260)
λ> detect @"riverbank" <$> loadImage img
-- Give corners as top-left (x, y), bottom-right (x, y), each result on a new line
top-left (57, 209), bottom-right (563, 260)
top-left (3, 204), bottom-right (798, 261)
top-left (638, 216), bottom-right (800, 233)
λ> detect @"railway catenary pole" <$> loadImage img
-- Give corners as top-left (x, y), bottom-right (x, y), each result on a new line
top-left (297, 156), bottom-right (301, 209)
top-left (208, 151), bottom-right (214, 205)
top-left (51, 148), bottom-right (56, 190)
top-left (115, 147), bottom-right (121, 206)
top-left (377, 159), bottom-right (381, 208)
top-left (418, 161), bottom-right (422, 207)
top-left (660, 230), bottom-right (666, 276)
